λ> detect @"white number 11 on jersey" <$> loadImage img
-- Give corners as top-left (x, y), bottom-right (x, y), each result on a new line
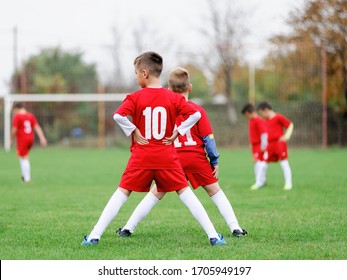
top-left (173, 125), bottom-right (197, 148)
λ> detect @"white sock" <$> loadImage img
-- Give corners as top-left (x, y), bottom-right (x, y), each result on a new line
top-left (20, 158), bottom-right (31, 182)
top-left (179, 188), bottom-right (218, 239)
top-left (123, 192), bottom-right (159, 233)
top-left (261, 162), bottom-right (268, 185)
top-left (254, 161), bottom-right (261, 179)
top-left (211, 190), bottom-right (241, 232)
top-left (256, 161), bottom-right (268, 186)
top-left (88, 189), bottom-right (128, 241)
top-left (280, 160), bottom-right (292, 187)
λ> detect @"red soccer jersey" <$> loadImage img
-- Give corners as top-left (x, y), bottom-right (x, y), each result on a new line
top-left (265, 113), bottom-right (291, 142)
top-left (114, 87), bottom-right (198, 169)
top-left (249, 116), bottom-right (267, 145)
top-left (13, 112), bottom-right (37, 143)
top-left (174, 102), bottom-right (213, 172)
top-left (174, 102), bottom-right (212, 155)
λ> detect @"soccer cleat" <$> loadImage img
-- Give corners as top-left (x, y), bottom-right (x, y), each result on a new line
top-left (232, 229), bottom-right (248, 237)
top-left (81, 235), bottom-right (99, 246)
top-left (283, 184), bottom-right (292, 190)
top-left (116, 228), bottom-right (132, 237)
top-left (21, 176), bottom-right (31, 183)
top-left (250, 184), bottom-right (262, 190)
top-left (210, 233), bottom-right (226, 246)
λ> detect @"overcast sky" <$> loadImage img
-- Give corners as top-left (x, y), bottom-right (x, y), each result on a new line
top-left (0, 0), bottom-right (304, 93)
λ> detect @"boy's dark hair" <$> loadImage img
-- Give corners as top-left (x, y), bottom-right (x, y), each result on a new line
top-left (134, 51), bottom-right (163, 77)
top-left (257, 101), bottom-right (272, 111)
top-left (241, 103), bottom-right (255, 114)
top-left (168, 67), bottom-right (190, 93)
top-left (14, 103), bottom-right (25, 109)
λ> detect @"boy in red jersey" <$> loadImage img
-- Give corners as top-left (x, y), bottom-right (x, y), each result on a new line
top-left (241, 103), bottom-right (268, 190)
top-left (117, 67), bottom-right (247, 238)
top-left (10, 103), bottom-right (47, 183)
top-left (257, 102), bottom-right (294, 190)
top-left (82, 52), bottom-right (225, 246)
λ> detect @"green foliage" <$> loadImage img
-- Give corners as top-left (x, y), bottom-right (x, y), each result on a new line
top-left (0, 148), bottom-right (346, 260)
top-left (12, 47), bottom-right (98, 93)
top-left (183, 64), bottom-right (210, 102)
top-left (265, 0), bottom-right (347, 111)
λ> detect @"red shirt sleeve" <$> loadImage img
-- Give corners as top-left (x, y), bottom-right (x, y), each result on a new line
top-left (256, 117), bottom-right (267, 134)
top-left (196, 106), bottom-right (213, 137)
top-left (31, 114), bottom-right (38, 127)
top-left (114, 95), bottom-right (135, 117)
top-left (277, 114), bottom-right (291, 129)
top-left (12, 114), bottom-right (19, 128)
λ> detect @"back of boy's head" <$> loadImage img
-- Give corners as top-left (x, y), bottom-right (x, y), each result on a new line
top-left (134, 51), bottom-right (163, 77)
top-left (168, 67), bottom-right (190, 93)
top-left (241, 103), bottom-right (255, 114)
top-left (257, 101), bottom-right (272, 111)
top-left (14, 103), bottom-right (25, 109)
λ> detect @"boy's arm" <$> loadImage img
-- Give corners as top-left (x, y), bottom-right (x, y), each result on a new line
top-left (177, 111), bottom-right (201, 136)
top-left (280, 123), bottom-right (294, 142)
top-left (113, 114), bottom-right (136, 137)
top-left (202, 134), bottom-right (220, 167)
top-left (34, 124), bottom-right (48, 146)
top-left (10, 126), bottom-right (17, 147)
top-left (260, 133), bottom-right (268, 151)
top-left (113, 114), bottom-right (148, 144)
top-left (202, 134), bottom-right (220, 178)
top-left (163, 111), bottom-right (201, 145)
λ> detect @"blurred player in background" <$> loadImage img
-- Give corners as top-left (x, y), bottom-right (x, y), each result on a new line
top-left (82, 52), bottom-right (225, 246)
top-left (117, 67), bottom-right (247, 238)
top-left (257, 102), bottom-right (294, 190)
top-left (10, 103), bottom-right (47, 183)
top-left (241, 103), bottom-right (268, 190)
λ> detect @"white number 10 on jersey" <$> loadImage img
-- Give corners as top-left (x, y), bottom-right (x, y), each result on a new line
top-left (143, 107), bottom-right (167, 139)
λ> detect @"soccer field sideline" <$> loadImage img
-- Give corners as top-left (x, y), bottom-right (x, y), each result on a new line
top-left (0, 147), bottom-right (346, 260)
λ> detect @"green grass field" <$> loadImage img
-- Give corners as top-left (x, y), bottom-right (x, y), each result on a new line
top-left (0, 147), bottom-right (346, 260)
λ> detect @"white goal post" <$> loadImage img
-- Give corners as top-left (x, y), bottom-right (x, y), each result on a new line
top-left (1, 93), bottom-right (127, 151)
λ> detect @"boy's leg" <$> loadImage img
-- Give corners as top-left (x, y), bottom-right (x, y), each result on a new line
top-left (87, 188), bottom-right (129, 241)
top-left (280, 160), bottom-right (292, 190)
top-left (19, 156), bottom-right (31, 182)
top-left (256, 161), bottom-right (268, 186)
top-left (251, 161), bottom-right (268, 190)
top-left (254, 160), bottom-right (261, 180)
top-left (177, 187), bottom-right (219, 240)
top-left (120, 185), bottom-right (163, 233)
top-left (204, 183), bottom-right (243, 232)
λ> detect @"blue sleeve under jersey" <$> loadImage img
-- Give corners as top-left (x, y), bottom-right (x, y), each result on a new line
top-left (202, 134), bottom-right (220, 166)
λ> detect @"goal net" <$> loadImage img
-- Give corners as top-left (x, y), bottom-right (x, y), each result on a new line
top-left (0, 93), bottom-right (128, 151)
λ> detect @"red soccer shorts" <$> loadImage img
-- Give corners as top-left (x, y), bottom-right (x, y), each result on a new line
top-left (16, 139), bottom-right (34, 157)
top-left (263, 140), bottom-right (288, 162)
top-left (178, 152), bottom-right (218, 189)
top-left (119, 168), bottom-right (188, 192)
top-left (251, 144), bottom-right (264, 161)
top-left (185, 169), bottom-right (218, 189)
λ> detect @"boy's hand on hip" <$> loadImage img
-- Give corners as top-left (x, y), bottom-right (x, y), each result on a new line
top-left (162, 130), bottom-right (179, 145)
top-left (212, 165), bottom-right (219, 178)
top-left (133, 128), bottom-right (149, 145)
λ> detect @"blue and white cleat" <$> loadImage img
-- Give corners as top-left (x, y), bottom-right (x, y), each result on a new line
top-left (210, 233), bottom-right (226, 246)
top-left (81, 235), bottom-right (99, 246)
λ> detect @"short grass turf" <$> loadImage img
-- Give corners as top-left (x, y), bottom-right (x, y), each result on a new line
top-left (0, 147), bottom-right (346, 260)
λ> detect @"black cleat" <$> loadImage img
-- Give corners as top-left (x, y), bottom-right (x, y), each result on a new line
top-left (116, 228), bottom-right (132, 237)
top-left (232, 229), bottom-right (248, 237)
